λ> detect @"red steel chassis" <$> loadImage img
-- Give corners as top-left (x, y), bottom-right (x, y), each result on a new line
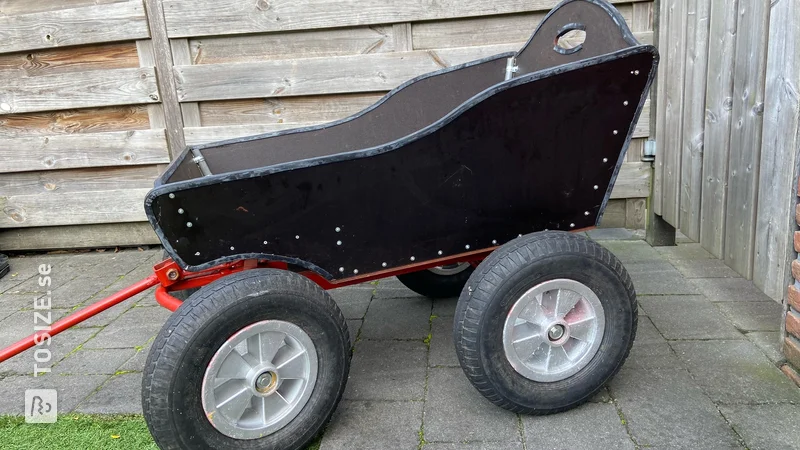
top-left (0, 248), bottom-right (496, 364)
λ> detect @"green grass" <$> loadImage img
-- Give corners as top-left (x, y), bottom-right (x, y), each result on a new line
top-left (0, 414), bottom-right (325, 449)
top-left (0, 415), bottom-right (157, 450)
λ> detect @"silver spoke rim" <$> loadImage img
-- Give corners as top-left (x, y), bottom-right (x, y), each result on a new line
top-left (202, 320), bottom-right (318, 439)
top-left (502, 279), bottom-right (605, 382)
top-left (428, 262), bottom-right (471, 276)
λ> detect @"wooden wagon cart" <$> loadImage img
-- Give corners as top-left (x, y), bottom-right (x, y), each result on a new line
top-left (1, 1), bottom-right (657, 448)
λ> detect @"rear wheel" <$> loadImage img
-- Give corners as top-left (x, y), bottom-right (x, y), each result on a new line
top-left (142, 269), bottom-right (350, 450)
top-left (396, 263), bottom-right (474, 298)
top-left (454, 231), bottom-right (636, 414)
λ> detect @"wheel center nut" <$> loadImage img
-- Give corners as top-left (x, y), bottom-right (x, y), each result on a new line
top-left (548, 324), bottom-right (565, 341)
top-left (255, 371), bottom-right (277, 393)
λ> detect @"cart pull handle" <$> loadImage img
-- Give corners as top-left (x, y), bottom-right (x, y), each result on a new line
top-left (553, 23), bottom-right (586, 56)
top-left (514, 0), bottom-right (640, 75)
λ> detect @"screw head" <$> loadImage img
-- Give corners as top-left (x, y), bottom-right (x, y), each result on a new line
top-left (548, 324), bottom-right (565, 341)
top-left (353, 269), bottom-right (358, 274)
top-left (186, 222), bottom-right (193, 228)
top-left (634, 70), bottom-right (640, 75)
top-left (570, 223), bottom-right (576, 228)
top-left (195, 252), bottom-right (200, 256)
top-left (465, 245), bottom-right (470, 250)
top-left (613, 130), bottom-right (619, 135)
top-left (339, 267), bottom-right (345, 273)
top-left (594, 185), bottom-right (599, 190)
top-left (382, 262), bottom-right (387, 267)
top-left (584, 211), bottom-right (590, 216)
top-left (263, 240), bottom-right (268, 244)
top-left (437, 250), bottom-right (443, 255)
top-left (410, 256), bottom-right (416, 261)
top-left (166, 269), bottom-right (179, 280)
top-left (336, 240), bottom-right (342, 246)
top-left (623, 100), bottom-right (629, 106)
top-left (335, 227), bottom-right (341, 232)
top-left (169, 193), bottom-right (175, 199)
top-left (230, 246), bottom-right (235, 250)
top-left (295, 235), bottom-right (300, 239)
top-left (492, 240), bottom-right (497, 245)
top-left (178, 208), bottom-right (184, 214)
top-left (603, 158), bottom-right (608, 163)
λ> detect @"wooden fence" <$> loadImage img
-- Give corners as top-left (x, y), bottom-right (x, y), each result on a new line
top-left (0, 0), bottom-right (654, 251)
top-left (653, 0), bottom-right (800, 302)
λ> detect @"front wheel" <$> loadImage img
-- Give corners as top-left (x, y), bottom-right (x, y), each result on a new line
top-left (142, 269), bottom-right (350, 450)
top-left (396, 263), bottom-right (474, 298)
top-left (454, 231), bottom-right (636, 414)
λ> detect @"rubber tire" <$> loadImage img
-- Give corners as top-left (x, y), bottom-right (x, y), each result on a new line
top-left (454, 231), bottom-right (636, 415)
top-left (396, 265), bottom-right (474, 298)
top-left (142, 269), bottom-right (350, 450)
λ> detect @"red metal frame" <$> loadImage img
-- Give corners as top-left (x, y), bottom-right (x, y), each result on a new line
top-left (0, 226), bottom-right (595, 364)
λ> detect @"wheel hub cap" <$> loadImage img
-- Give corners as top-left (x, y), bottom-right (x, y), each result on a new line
top-left (502, 279), bottom-right (605, 382)
top-left (201, 320), bottom-right (318, 439)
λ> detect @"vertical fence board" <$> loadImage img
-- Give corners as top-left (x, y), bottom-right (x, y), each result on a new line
top-left (754, 0), bottom-right (800, 300)
top-left (699, 0), bottom-right (739, 258)
top-left (659, 0), bottom-right (687, 226)
top-left (652, 0), bottom-right (670, 216)
top-left (678, 0), bottom-right (710, 241)
top-left (723, 1), bottom-right (770, 278)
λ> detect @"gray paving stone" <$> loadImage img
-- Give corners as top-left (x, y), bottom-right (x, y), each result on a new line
top-left (669, 259), bottom-right (741, 278)
top-left (424, 367), bottom-right (519, 442)
top-left (720, 404), bottom-right (800, 450)
top-left (0, 293), bottom-right (40, 317)
top-left (75, 372), bottom-right (142, 414)
top-left (600, 241), bottom-right (663, 263)
top-left (8, 270), bottom-right (75, 295)
top-left (745, 331), bottom-right (784, 364)
top-left (609, 367), bottom-right (742, 448)
top-left (360, 296), bottom-right (432, 340)
top-left (588, 228), bottom-right (639, 241)
top-left (63, 250), bottom-right (153, 278)
top-left (53, 348), bottom-right (138, 375)
top-left (623, 317), bottom-right (681, 370)
top-left (655, 243), bottom-right (716, 261)
top-left (346, 319), bottom-right (361, 346)
top-left (638, 296), bottom-right (743, 340)
top-left (523, 402), bottom-right (634, 450)
top-left (0, 309), bottom-right (70, 350)
top-left (329, 287), bottom-right (373, 319)
top-left (0, 270), bottom-right (34, 295)
top-left (117, 344), bottom-right (152, 373)
top-left (320, 400), bottom-right (423, 450)
top-left (714, 301), bottom-right (783, 332)
top-left (429, 316), bottom-right (458, 367)
top-left (691, 278), bottom-right (775, 302)
top-left (50, 275), bottom-right (119, 308)
top-left (431, 296), bottom-right (459, 318)
top-left (375, 277), bottom-right (406, 289)
top-left (76, 298), bottom-right (137, 328)
top-left (0, 373), bottom-right (108, 415)
top-left (84, 306), bottom-right (170, 349)
top-left (670, 340), bottom-right (800, 404)
top-left (625, 261), bottom-right (700, 295)
top-left (424, 442), bottom-right (522, 450)
top-left (344, 340), bottom-right (427, 401)
top-left (0, 327), bottom-right (97, 376)
top-left (374, 287), bottom-right (427, 299)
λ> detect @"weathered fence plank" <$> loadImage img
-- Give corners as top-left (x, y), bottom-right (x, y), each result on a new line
top-left (0, 223), bottom-right (159, 251)
top-left (0, 105), bottom-right (150, 137)
top-left (162, 0), bottom-right (650, 38)
top-left (0, 1), bottom-right (149, 53)
top-left (0, 165), bottom-right (163, 197)
top-left (753, 0), bottom-right (800, 300)
top-left (678, 0), bottom-right (711, 241)
top-left (699, 0), bottom-right (739, 258)
top-left (0, 188), bottom-right (151, 227)
top-left (0, 130), bottom-right (169, 173)
top-left (723, 0), bottom-right (770, 278)
top-left (659, 0), bottom-right (687, 227)
top-left (0, 42), bottom-right (139, 77)
top-left (0, 67), bottom-right (159, 115)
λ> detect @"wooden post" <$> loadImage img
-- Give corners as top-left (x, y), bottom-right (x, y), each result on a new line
top-left (142, 0), bottom-right (186, 159)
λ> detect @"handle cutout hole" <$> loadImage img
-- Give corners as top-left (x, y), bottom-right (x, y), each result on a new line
top-left (554, 23), bottom-right (586, 55)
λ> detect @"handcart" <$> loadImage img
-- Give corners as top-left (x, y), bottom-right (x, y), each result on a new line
top-left (0, 0), bottom-right (657, 448)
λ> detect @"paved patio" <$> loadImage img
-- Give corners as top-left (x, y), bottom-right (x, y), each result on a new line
top-left (0, 229), bottom-right (798, 449)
